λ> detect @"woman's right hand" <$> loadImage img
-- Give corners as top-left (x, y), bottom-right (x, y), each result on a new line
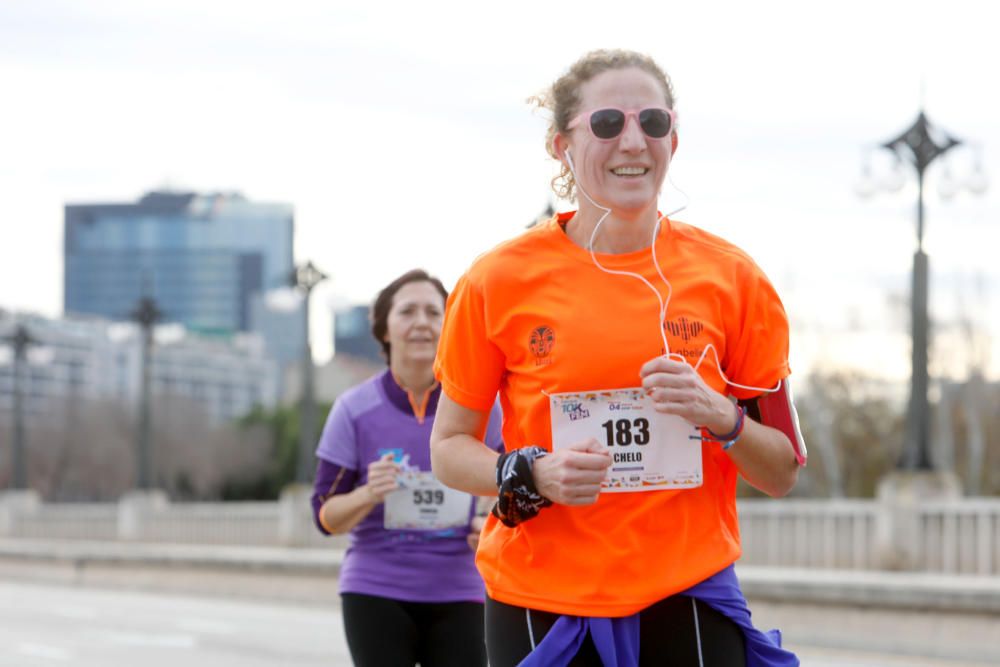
top-left (531, 439), bottom-right (612, 506)
top-left (364, 452), bottom-right (400, 503)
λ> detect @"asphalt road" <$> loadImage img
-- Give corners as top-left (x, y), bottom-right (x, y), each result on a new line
top-left (1, 580), bottom-right (996, 666)
top-left (1, 579), bottom-right (348, 666)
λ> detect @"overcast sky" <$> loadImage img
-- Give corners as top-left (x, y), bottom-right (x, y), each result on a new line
top-left (1, 0), bottom-right (997, 380)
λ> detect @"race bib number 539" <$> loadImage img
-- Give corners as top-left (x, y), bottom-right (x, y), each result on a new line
top-left (384, 471), bottom-right (472, 530)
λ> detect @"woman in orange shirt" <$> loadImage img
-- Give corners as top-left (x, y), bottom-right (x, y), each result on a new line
top-left (431, 49), bottom-right (805, 667)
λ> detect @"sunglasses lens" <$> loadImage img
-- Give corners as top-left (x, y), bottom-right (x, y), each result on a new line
top-left (639, 109), bottom-right (672, 138)
top-left (589, 109), bottom-right (626, 139)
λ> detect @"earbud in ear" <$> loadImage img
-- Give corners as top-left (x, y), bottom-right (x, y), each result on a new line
top-left (565, 149), bottom-right (576, 175)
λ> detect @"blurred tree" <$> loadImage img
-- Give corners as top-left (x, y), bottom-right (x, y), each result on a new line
top-left (154, 394), bottom-right (274, 499)
top-left (222, 402), bottom-right (332, 500)
top-left (20, 397), bottom-right (134, 500)
top-left (0, 394), bottom-right (278, 501)
top-left (949, 375), bottom-right (1000, 496)
top-left (788, 369), bottom-right (999, 499)
top-left (738, 368), bottom-right (906, 498)
top-left (932, 272), bottom-right (995, 495)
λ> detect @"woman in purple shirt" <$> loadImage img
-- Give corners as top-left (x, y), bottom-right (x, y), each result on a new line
top-left (311, 268), bottom-right (502, 667)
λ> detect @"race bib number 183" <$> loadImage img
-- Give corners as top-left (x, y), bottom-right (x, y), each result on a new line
top-left (549, 388), bottom-right (703, 493)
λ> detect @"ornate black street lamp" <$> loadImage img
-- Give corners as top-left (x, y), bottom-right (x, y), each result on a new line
top-left (131, 296), bottom-right (163, 489)
top-left (859, 111), bottom-right (986, 470)
top-left (2, 325), bottom-right (38, 489)
top-left (289, 260), bottom-right (328, 483)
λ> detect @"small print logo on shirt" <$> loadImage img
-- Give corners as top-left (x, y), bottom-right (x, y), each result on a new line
top-left (529, 326), bottom-right (555, 366)
top-left (664, 317), bottom-right (704, 342)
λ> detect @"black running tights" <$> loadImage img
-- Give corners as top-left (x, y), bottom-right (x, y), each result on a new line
top-left (341, 592), bottom-right (486, 667)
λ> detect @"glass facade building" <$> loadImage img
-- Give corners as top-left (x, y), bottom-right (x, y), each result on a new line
top-left (64, 191), bottom-right (294, 336)
top-left (249, 289), bottom-right (307, 397)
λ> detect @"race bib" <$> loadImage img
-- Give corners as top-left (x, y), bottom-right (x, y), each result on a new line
top-left (550, 388), bottom-right (703, 493)
top-left (383, 471), bottom-right (472, 530)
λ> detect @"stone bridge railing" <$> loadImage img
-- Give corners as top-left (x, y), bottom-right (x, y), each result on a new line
top-left (2, 490), bottom-right (997, 575)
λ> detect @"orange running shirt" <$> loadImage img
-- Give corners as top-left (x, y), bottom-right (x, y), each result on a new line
top-left (434, 211), bottom-right (790, 617)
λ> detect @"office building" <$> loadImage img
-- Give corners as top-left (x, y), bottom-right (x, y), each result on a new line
top-left (0, 310), bottom-right (278, 425)
top-left (65, 190), bottom-right (294, 336)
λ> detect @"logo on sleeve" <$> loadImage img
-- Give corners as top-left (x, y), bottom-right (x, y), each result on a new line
top-left (529, 326), bottom-right (555, 366)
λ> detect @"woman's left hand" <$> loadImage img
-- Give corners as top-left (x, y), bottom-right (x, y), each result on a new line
top-left (639, 355), bottom-right (738, 434)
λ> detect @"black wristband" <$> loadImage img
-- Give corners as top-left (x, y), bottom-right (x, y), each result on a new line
top-left (491, 446), bottom-right (553, 527)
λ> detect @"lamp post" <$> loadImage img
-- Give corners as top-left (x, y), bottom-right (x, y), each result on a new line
top-left (131, 296), bottom-right (163, 489)
top-left (2, 325), bottom-right (38, 489)
top-left (860, 111), bottom-right (986, 471)
top-left (289, 260), bottom-right (328, 483)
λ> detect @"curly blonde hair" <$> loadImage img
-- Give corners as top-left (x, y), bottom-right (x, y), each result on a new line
top-left (530, 49), bottom-right (675, 202)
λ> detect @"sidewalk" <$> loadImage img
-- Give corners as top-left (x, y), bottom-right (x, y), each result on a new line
top-left (738, 564), bottom-right (1000, 614)
top-left (0, 538), bottom-right (345, 574)
top-left (2, 538), bottom-right (997, 613)
top-left (0, 538), bottom-right (345, 605)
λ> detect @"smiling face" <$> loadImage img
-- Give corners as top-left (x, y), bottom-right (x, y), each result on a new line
top-left (383, 280), bottom-right (445, 367)
top-left (557, 67), bottom-right (673, 218)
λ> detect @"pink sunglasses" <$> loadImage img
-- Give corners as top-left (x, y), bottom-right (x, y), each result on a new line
top-left (567, 107), bottom-right (676, 141)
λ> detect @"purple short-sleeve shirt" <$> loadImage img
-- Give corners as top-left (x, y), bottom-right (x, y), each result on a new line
top-left (315, 369), bottom-right (503, 603)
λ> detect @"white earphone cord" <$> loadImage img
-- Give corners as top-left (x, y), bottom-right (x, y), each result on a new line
top-left (565, 150), bottom-right (778, 395)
